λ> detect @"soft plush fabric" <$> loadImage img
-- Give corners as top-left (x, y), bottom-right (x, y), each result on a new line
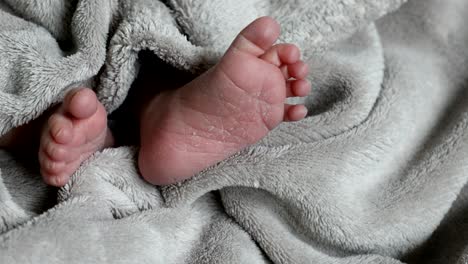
top-left (1, 0), bottom-right (468, 263)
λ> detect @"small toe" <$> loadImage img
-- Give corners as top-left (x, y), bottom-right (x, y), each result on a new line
top-left (42, 141), bottom-right (78, 162)
top-left (53, 176), bottom-right (69, 187)
top-left (39, 151), bottom-right (66, 175)
top-left (260, 44), bottom-right (301, 66)
top-left (42, 160), bottom-right (66, 176)
top-left (42, 171), bottom-right (68, 187)
top-left (40, 171), bottom-right (56, 186)
top-left (284, 104), bottom-right (308, 121)
top-left (287, 61), bottom-right (309, 80)
top-left (286, 79), bottom-right (312, 97)
top-left (43, 160), bottom-right (80, 187)
top-left (48, 113), bottom-right (73, 144)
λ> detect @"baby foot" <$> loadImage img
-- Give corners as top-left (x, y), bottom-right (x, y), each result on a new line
top-left (39, 88), bottom-right (114, 186)
top-left (139, 17), bottom-right (311, 185)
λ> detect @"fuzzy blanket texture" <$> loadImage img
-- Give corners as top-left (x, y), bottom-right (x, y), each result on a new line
top-left (1, 0), bottom-right (468, 263)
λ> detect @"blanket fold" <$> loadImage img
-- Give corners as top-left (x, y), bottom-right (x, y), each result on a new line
top-left (1, 0), bottom-right (468, 263)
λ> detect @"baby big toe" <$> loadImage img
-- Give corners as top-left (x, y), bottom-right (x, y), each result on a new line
top-left (230, 16), bottom-right (280, 56)
top-left (65, 88), bottom-right (99, 120)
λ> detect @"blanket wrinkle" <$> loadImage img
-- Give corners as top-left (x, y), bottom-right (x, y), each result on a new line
top-left (0, 0), bottom-right (113, 135)
top-left (2, 0), bottom-right (468, 263)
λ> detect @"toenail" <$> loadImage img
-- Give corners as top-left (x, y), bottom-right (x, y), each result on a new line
top-left (69, 89), bottom-right (83, 101)
top-left (297, 106), bottom-right (308, 118)
top-left (49, 120), bottom-right (72, 143)
top-left (44, 163), bottom-right (54, 172)
top-left (52, 175), bottom-right (66, 187)
top-left (302, 106), bottom-right (308, 114)
top-left (301, 80), bottom-right (312, 93)
top-left (44, 161), bottom-right (65, 173)
top-left (52, 126), bottom-right (71, 143)
top-left (54, 128), bottom-right (64, 139)
top-left (46, 144), bottom-right (65, 160)
top-left (288, 45), bottom-right (300, 60)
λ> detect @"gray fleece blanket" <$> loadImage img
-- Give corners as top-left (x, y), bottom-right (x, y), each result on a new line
top-left (1, 0), bottom-right (468, 263)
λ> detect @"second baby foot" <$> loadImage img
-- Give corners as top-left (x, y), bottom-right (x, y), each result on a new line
top-left (39, 88), bottom-right (114, 186)
top-left (139, 17), bottom-right (311, 185)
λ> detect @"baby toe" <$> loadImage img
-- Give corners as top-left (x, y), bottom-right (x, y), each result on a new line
top-left (284, 104), bottom-right (308, 121)
top-left (286, 79), bottom-right (312, 97)
top-left (260, 44), bottom-right (301, 66)
top-left (42, 171), bottom-right (68, 187)
top-left (39, 150), bottom-right (66, 176)
top-left (42, 141), bottom-right (78, 162)
top-left (287, 61), bottom-right (309, 80)
top-left (48, 113), bottom-right (73, 144)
